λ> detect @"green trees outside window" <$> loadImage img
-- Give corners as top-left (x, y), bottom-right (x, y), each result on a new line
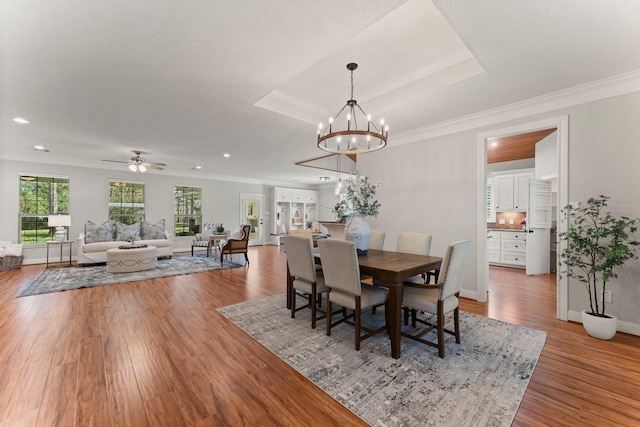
top-left (109, 181), bottom-right (145, 225)
top-left (19, 175), bottom-right (70, 243)
top-left (174, 186), bottom-right (201, 236)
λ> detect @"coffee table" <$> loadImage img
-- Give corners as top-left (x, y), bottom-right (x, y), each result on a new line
top-left (106, 246), bottom-right (157, 273)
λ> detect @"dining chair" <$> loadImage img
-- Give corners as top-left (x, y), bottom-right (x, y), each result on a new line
top-left (401, 240), bottom-right (471, 358)
top-left (318, 239), bottom-right (388, 350)
top-left (284, 235), bottom-right (326, 329)
top-left (396, 232), bottom-right (435, 284)
top-left (369, 230), bottom-right (386, 250)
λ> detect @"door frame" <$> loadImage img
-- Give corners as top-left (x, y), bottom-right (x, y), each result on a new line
top-left (476, 115), bottom-right (569, 320)
top-left (240, 193), bottom-right (265, 246)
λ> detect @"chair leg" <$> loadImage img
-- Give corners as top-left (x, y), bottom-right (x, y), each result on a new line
top-left (411, 309), bottom-right (417, 327)
top-left (191, 246), bottom-right (194, 256)
top-left (291, 285), bottom-right (297, 319)
top-left (310, 286), bottom-right (317, 329)
top-left (437, 301), bottom-right (445, 358)
top-left (326, 290), bottom-right (333, 337)
top-left (354, 296), bottom-right (361, 351)
top-left (244, 252), bottom-right (249, 264)
top-left (454, 306), bottom-right (461, 344)
top-left (403, 307), bottom-right (409, 325)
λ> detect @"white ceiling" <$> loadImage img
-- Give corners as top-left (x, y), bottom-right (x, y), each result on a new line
top-left (2, 0), bottom-right (640, 185)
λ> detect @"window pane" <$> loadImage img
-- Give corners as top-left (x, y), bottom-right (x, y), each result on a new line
top-left (174, 186), bottom-right (201, 235)
top-left (109, 181), bottom-right (145, 224)
top-left (19, 176), bottom-right (69, 244)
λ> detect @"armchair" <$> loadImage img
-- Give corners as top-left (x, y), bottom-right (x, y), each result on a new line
top-left (220, 224), bottom-right (251, 266)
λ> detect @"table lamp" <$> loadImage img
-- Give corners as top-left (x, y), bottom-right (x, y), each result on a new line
top-left (48, 215), bottom-right (71, 242)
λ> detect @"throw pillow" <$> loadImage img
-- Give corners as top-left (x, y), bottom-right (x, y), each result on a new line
top-left (85, 220), bottom-right (114, 244)
top-left (140, 219), bottom-right (167, 240)
top-left (115, 221), bottom-right (141, 241)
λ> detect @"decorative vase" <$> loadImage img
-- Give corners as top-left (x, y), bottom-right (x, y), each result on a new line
top-left (581, 310), bottom-right (617, 340)
top-left (344, 214), bottom-right (371, 255)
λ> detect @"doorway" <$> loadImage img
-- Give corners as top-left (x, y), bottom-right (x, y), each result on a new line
top-left (476, 116), bottom-right (569, 320)
top-left (240, 193), bottom-right (265, 246)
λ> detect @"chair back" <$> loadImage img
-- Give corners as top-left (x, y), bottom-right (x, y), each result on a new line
top-left (284, 235), bottom-right (317, 283)
top-left (289, 229), bottom-right (314, 249)
top-left (397, 232), bottom-right (432, 256)
top-left (317, 239), bottom-right (362, 296)
top-left (437, 240), bottom-right (472, 300)
top-left (369, 230), bottom-right (386, 250)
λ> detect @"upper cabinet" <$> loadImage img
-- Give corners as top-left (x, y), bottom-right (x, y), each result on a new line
top-left (493, 169), bottom-right (534, 212)
top-left (275, 188), bottom-right (292, 202)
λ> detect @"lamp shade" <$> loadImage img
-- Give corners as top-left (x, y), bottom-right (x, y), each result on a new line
top-left (48, 215), bottom-right (71, 227)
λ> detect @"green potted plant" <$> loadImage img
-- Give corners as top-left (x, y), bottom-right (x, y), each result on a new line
top-left (559, 195), bottom-right (640, 339)
top-left (216, 224), bottom-right (225, 234)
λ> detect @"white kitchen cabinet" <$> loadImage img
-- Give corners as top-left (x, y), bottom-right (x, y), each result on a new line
top-left (501, 232), bottom-right (526, 267)
top-left (270, 187), bottom-right (318, 244)
top-left (493, 169), bottom-right (533, 212)
top-left (487, 230), bottom-right (526, 268)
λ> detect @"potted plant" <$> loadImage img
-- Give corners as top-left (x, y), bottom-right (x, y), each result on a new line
top-left (340, 174), bottom-right (381, 255)
top-left (559, 195), bottom-right (640, 339)
top-left (216, 224), bottom-right (225, 234)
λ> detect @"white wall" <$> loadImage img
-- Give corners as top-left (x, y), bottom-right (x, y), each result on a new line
top-left (358, 90), bottom-right (640, 329)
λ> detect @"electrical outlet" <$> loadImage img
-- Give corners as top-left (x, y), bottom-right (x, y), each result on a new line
top-left (603, 290), bottom-right (613, 303)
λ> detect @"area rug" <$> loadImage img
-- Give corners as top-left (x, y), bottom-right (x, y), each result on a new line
top-left (17, 255), bottom-right (243, 297)
top-left (219, 295), bottom-right (546, 427)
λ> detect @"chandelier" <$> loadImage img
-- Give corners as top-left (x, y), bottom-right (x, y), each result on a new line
top-left (317, 63), bottom-right (388, 154)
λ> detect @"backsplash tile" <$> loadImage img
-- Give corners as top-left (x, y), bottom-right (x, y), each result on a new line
top-left (488, 212), bottom-right (527, 230)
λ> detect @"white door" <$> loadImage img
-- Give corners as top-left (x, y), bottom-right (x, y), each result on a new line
top-left (526, 179), bottom-right (552, 275)
top-left (240, 193), bottom-right (264, 246)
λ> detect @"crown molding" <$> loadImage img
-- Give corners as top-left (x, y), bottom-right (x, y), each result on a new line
top-left (393, 69), bottom-right (640, 146)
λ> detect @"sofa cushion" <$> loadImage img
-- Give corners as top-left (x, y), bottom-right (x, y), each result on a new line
top-left (138, 239), bottom-right (171, 248)
top-left (115, 222), bottom-right (141, 241)
top-left (140, 219), bottom-right (167, 240)
top-left (85, 220), bottom-right (114, 244)
top-left (82, 241), bottom-right (123, 253)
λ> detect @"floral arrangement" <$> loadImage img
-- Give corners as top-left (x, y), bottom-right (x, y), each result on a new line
top-left (520, 218), bottom-right (527, 225)
top-left (340, 174), bottom-right (381, 217)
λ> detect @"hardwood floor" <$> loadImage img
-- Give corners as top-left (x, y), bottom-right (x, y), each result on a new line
top-left (0, 246), bottom-right (639, 426)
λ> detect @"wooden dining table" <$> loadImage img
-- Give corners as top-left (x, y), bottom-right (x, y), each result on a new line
top-left (286, 248), bottom-right (442, 359)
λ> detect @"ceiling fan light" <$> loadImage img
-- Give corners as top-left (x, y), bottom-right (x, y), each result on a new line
top-left (128, 164), bottom-right (137, 172)
top-left (138, 164), bottom-right (147, 173)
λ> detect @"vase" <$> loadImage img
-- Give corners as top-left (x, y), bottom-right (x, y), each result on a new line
top-left (344, 214), bottom-right (371, 255)
top-left (581, 310), bottom-right (617, 340)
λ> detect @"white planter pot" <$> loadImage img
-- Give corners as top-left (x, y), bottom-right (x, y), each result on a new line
top-left (581, 310), bottom-right (617, 340)
top-left (344, 214), bottom-right (371, 256)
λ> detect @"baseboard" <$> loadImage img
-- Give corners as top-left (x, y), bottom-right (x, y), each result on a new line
top-left (568, 310), bottom-right (640, 336)
top-left (460, 289), bottom-right (477, 301)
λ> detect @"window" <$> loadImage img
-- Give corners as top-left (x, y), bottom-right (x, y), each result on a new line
top-left (174, 186), bottom-right (201, 236)
top-left (109, 181), bottom-right (145, 225)
top-left (19, 175), bottom-right (70, 244)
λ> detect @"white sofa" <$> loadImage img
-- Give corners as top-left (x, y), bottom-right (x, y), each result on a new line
top-left (76, 219), bottom-right (173, 266)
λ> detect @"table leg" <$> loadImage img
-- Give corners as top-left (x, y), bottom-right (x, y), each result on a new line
top-left (387, 283), bottom-right (402, 359)
top-left (46, 243), bottom-right (51, 268)
top-left (59, 243), bottom-right (63, 266)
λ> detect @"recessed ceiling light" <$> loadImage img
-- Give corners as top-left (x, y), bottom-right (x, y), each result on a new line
top-left (490, 141), bottom-right (498, 147)
top-left (223, 153), bottom-right (230, 158)
top-left (194, 166), bottom-right (202, 170)
top-left (319, 176), bottom-right (331, 182)
top-left (34, 145), bottom-right (49, 152)
top-left (13, 117), bottom-right (30, 124)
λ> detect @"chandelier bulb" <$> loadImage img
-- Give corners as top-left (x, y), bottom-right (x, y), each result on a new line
top-left (380, 118), bottom-right (385, 126)
top-left (346, 113), bottom-right (351, 122)
top-left (367, 114), bottom-right (371, 122)
top-left (329, 117), bottom-right (333, 124)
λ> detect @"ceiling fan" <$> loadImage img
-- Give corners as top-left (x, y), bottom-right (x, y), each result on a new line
top-left (103, 150), bottom-right (167, 172)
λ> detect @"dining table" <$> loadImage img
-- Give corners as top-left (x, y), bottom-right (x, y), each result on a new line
top-left (286, 248), bottom-right (442, 359)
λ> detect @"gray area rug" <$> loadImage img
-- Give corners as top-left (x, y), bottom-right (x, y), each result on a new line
top-left (219, 295), bottom-right (546, 427)
top-left (17, 255), bottom-right (243, 297)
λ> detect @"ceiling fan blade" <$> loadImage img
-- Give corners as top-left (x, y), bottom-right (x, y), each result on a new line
top-left (102, 159), bottom-right (130, 164)
top-left (144, 162), bottom-right (165, 170)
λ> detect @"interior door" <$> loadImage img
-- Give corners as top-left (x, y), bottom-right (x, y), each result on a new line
top-left (240, 193), bottom-right (264, 246)
top-left (526, 179), bottom-right (552, 275)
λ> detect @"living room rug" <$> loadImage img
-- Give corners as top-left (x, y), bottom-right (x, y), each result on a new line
top-left (219, 295), bottom-right (546, 427)
top-left (17, 255), bottom-right (243, 297)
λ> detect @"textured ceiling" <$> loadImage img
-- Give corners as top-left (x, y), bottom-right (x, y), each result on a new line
top-left (2, 0), bottom-right (640, 185)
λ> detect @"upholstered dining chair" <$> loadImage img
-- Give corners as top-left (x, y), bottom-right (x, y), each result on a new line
top-left (401, 240), bottom-right (471, 358)
top-left (369, 230), bottom-right (386, 250)
top-left (284, 235), bottom-right (327, 329)
top-left (318, 239), bottom-right (388, 350)
top-left (396, 232), bottom-right (435, 284)
top-left (220, 224), bottom-right (251, 266)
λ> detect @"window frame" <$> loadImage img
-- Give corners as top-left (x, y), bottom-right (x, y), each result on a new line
top-left (174, 185), bottom-right (202, 236)
top-left (18, 174), bottom-right (70, 244)
top-left (109, 181), bottom-right (146, 225)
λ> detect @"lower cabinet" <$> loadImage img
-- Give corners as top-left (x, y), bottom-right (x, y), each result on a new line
top-left (488, 230), bottom-right (526, 269)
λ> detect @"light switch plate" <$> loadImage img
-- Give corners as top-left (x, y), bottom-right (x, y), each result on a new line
top-left (498, 219), bottom-right (506, 224)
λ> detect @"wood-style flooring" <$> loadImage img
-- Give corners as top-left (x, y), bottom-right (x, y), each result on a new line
top-left (0, 246), bottom-right (639, 426)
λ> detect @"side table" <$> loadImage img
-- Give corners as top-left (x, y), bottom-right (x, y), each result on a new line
top-left (46, 240), bottom-right (73, 268)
